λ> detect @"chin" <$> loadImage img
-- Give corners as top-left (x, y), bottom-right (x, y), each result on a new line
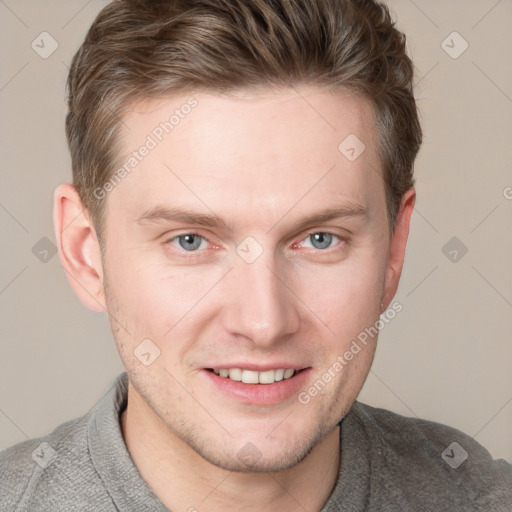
top-left (196, 441), bottom-right (315, 474)
top-left (182, 416), bottom-right (335, 474)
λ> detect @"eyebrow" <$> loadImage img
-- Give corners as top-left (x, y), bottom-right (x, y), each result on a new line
top-left (135, 201), bottom-right (368, 233)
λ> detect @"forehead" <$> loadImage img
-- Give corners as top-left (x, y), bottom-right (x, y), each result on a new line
top-left (108, 85), bottom-right (384, 227)
top-left (122, 85), bottom-right (377, 154)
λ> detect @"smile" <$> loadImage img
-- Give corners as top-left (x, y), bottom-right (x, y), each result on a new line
top-left (208, 368), bottom-right (298, 384)
top-left (203, 367), bottom-right (311, 404)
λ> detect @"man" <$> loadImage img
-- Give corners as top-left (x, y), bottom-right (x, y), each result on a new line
top-left (1, 0), bottom-right (510, 510)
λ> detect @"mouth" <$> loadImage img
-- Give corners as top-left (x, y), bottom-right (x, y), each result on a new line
top-left (202, 366), bottom-right (312, 405)
top-left (205, 367), bottom-right (306, 384)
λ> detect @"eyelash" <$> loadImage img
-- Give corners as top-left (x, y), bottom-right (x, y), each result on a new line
top-left (296, 231), bottom-right (343, 251)
top-left (165, 232), bottom-right (211, 259)
top-left (165, 231), bottom-right (345, 259)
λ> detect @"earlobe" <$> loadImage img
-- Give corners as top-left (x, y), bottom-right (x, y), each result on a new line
top-left (53, 183), bottom-right (106, 312)
top-left (381, 187), bottom-right (416, 311)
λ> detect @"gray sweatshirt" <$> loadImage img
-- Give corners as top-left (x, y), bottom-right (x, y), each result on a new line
top-left (1, 372), bottom-right (511, 511)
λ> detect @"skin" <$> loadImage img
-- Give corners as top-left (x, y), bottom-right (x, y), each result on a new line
top-left (54, 85), bottom-right (415, 512)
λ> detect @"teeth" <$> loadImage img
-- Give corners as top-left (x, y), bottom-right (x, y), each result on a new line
top-left (228, 368), bottom-right (242, 381)
top-left (258, 370), bottom-right (275, 384)
top-left (212, 368), bottom-right (297, 384)
top-left (242, 370), bottom-right (259, 384)
top-left (283, 369), bottom-right (295, 379)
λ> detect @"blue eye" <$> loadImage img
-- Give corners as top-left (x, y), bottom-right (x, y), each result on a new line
top-left (170, 234), bottom-right (208, 251)
top-left (303, 232), bottom-right (340, 250)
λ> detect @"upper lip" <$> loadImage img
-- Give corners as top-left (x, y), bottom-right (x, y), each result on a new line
top-left (205, 364), bottom-right (310, 371)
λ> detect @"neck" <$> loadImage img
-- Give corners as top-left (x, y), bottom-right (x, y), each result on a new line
top-left (120, 382), bottom-right (341, 512)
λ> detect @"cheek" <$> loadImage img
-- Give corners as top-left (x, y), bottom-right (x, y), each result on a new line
top-left (296, 255), bottom-right (385, 340)
top-left (107, 256), bottom-right (225, 340)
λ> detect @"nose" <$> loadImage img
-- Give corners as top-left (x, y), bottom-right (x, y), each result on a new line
top-left (220, 252), bottom-right (301, 348)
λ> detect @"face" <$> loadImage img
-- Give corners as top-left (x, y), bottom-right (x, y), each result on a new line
top-left (95, 86), bottom-right (406, 472)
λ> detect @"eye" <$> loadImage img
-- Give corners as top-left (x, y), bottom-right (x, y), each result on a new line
top-left (168, 233), bottom-right (209, 252)
top-left (301, 232), bottom-right (341, 250)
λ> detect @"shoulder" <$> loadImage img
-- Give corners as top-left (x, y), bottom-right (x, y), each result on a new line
top-left (0, 413), bottom-right (111, 511)
top-left (347, 401), bottom-right (512, 511)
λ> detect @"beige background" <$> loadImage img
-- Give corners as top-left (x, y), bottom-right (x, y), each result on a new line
top-left (1, 0), bottom-right (511, 463)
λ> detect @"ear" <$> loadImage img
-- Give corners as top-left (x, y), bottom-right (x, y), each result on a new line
top-left (53, 183), bottom-right (106, 312)
top-left (381, 187), bottom-right (416, 311)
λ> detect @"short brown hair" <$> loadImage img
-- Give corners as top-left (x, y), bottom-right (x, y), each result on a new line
top-left (66, 0), bottom-right (422, 244)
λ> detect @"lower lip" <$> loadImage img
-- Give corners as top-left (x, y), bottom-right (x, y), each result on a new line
top-left (201, 369), bottom-right (312, 405)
